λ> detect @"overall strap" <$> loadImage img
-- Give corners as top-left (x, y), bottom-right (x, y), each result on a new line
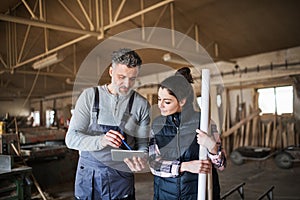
top-left (92, 86), bottom-right (100, 122)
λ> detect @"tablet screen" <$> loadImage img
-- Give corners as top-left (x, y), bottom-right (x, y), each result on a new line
top-left (111, 149), bottom-right (147, 161)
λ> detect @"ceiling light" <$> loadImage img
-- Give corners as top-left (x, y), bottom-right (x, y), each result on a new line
top-left (162, 53), bottom-right (171, 61)
top-left (32, 53), bottom-right (63, 70)
top-left (162, 53), bottom-right (191, 65)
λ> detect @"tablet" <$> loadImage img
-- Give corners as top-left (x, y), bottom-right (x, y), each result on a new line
top-left (111, 149), bottom-right (147, 161)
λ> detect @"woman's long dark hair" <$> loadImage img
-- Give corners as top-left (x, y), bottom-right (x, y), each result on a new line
top-left (159, 67), bottom-right (195, 108)
top-left (175, 67), bottom-right (194, 83)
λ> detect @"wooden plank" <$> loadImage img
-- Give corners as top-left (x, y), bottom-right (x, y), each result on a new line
top-left (265, 121), bottom-right (272, 147)
top-left (226, 89), bottom-right (231, 131)
top-left (233, 130), bottom-right (239, 149)
top-left (251, 116), bottom-right (259, 146)
top-left (244, 120), bottom-right (251, 146)
top-left (287, 122), bottom-right (295, 146)
top-left (272, 129), bottom-right (278, 149)
top-left (246, 103), bottom-right (253, 146)
top-left (282, 131), bottom-right (287, 148)
top-left (238, 103), bottom-right (246, 147)
top-left (224, 137), bottom-right (230, 155)
top-left (277, 119), bottom-right (282, 149)
top-left (222, 109), bottom-right (261, 138)
top-left (253, 90), bottom-right (259, 110)
top-left (272, 114), bottom-right (277, 148)
top-left (239, 125), bottom-right (245, 147)
top-left (235, 95), bottom-right (240, 123)
top-left (257, 118), bottom-right (262, 146)
top-left (261, 123), bottom-right (265, 147)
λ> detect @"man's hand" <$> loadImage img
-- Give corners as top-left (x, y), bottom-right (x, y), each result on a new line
top-left (103, 130), bottom-right (124, 148)
top-left (124, 156), bottom-right (148, 172)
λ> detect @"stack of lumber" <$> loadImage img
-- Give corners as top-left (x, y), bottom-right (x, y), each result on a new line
top-left (221, 111), bottom-right (298, 154)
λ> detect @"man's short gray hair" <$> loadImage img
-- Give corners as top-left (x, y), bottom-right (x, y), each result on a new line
top-left (111, 48), bottom-right (142, 68)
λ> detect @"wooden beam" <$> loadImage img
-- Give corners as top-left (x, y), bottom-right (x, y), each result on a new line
top-left (222, 109), bottom-right (261, 138)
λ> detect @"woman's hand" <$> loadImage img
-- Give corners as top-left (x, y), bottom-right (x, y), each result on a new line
top-left (209, 153), bottom-right (226, 171)
top-left (180, 160), bottom-right (211, 174)
top-left (196, 129), bottom-right (217, 154)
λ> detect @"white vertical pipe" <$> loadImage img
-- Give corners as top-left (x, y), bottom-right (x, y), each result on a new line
top-left (198, 69), bottom-right (210, 200)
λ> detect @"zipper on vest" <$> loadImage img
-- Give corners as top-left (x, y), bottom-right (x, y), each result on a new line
top-left (176, 127), bottom-right (180, 159)
top-left (173, 115), bottom-right (182, 197)
top-left (173, 115), bottom-right (181, 159)
top-left (172, 115), bottom-right (181, 163)
top-left (176, 126), bottom-right (182, 197)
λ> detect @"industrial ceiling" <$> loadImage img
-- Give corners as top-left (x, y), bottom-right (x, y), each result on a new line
top-left (0, 0), bottom-right (300, 100)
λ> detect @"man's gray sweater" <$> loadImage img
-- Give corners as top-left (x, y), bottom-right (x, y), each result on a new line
top-left (65, 85), bottom-right (150, 152)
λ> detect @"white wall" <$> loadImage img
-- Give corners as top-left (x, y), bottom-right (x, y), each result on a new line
top-left (19, 46), bottom-right (300, 129)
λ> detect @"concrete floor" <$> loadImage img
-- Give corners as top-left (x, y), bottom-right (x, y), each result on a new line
top-left (218, 159), bottom-right (300, 200)
top-left (35, 158), bottom-right (300, 200)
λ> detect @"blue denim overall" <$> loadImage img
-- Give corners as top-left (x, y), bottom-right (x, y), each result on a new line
top-left (75, 87), bottom-right (136, 200)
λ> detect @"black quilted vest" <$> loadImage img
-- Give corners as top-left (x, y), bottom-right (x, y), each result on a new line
top-left (152, 110), bottom-right (200, 200)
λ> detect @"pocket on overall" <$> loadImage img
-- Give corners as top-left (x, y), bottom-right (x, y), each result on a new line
top-left (108, 169), bottom-right (135, 198)
top-left (75, 163), bottom-right (94, 199)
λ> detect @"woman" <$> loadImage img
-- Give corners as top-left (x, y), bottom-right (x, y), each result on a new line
top-left (149, 67), bottom-right (225, 200)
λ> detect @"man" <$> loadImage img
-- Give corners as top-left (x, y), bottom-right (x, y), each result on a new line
top-left (65, 48), bottom-right (150, 200)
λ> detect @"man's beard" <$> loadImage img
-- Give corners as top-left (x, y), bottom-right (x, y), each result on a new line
top-left (113, 84), bottom-right (132, 96)
top-left (111, 76), bottom-right (133, 96)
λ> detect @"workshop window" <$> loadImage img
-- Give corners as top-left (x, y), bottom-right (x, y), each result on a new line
top-left (258, 86), bottom-right (293, 115)
top-left (46, 110), bottom-right (55, 128)
top-left (32, 111), bottom-right (40, 127)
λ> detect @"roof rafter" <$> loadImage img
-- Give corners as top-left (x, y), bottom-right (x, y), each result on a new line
top-left (0, 0), bottom-right (175, 71)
